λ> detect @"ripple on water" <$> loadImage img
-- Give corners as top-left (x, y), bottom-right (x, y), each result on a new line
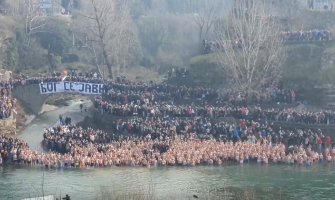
top-left (2, 165), bottom-right (335, 199)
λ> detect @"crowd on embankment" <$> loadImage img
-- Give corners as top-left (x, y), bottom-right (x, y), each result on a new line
top-left (281, 29), bottom-right (331, 42)
top-left (1, 72), bottom-right (335, 168)
top-left (0, 81), bottom-right (16, 120)
top-left (96, 79), bottom-right (335, 126)
top-left (204, 29), bottom-right (332, 53)
top-left (0, 121), bottom-right (334, 167)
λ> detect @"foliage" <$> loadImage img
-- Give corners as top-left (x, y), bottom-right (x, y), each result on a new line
top-left (47, 54), bottom-right (61, 71)
top-left (4, 38), bottom-right (19, 70)
top-left (147, 14), bottom-right (198, 67)
top-left (62, 53), bottom-right (80, 63)
top-left (1, 27), bottom-right (49, 72)
top-left (279, 42), bottom-right (335, 104)
top-left (282, 43), bottom-right (324, 91)
top-left (137, 16), bottom-right (167, 58)
top-left (189, 54), bottom-right (225, 87)
top-left (291, 10), bottom-right (335, 30)
top-left (34, 18), bottom-right (72, 56)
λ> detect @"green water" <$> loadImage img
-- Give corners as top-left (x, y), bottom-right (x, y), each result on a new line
top-left (0, 164), bottom-right (335, 200)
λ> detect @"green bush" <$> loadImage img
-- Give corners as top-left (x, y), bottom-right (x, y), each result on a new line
top-left (34, 18), bottom-right (71, 56)
top-left (62, 53), bottom-right (80, 63)
top-left (282, 43), bottom-right (325, 91)
top-left (188, 54), bottom-right (226, 87)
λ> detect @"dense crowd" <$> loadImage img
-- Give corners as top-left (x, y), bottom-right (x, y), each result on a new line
top-left (0, 82), bottom-right (16, 119)
top-left (12, 71), bottom-right (104, 86)
top-left (1, 72), bottom-right (335, 169)
top-left (1, 121), bottom-right (334, 168)
top-left (203, 29), bottom-right (332, 53)
top-left (101, 79), bottom-right (296, 106)
top-left (95, 79), bottom-right (335, 126)
top-left (281, 30), bottom-right (331, 42)
top-left (96, 99), bottom-right (335, 125)
top-left (43, 118), bottom-right (333, 150)
top-left (0, 134), bottom-right (29, 165)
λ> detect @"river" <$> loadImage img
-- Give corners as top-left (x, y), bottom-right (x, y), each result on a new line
top-left (1, 99), bottom-right (335, 200)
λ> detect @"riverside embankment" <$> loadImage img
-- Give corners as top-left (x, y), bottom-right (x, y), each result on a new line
top-left (0, 99), bottom-right (334, 200)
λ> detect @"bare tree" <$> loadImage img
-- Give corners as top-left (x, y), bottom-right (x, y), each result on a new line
top-left (113, 23), bottom-right (142, 76)
top-left (80, 0), bottom-right (117, 79)
top-left (137, 16), bottom-right (168, 60)
top-left (192, 0), bottom-right (218, 42)
top-left (79, 0), bottom-right (139, 79)
top-left (215, 0), bottom-right (284, 93)
top-left (112, 0), bottom-right (142, 77)
top-left (23, 0), bottom-right (46, 46)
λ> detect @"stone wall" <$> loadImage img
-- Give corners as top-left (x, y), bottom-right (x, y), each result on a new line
top-left (12, 84), bottom-right (50, 115)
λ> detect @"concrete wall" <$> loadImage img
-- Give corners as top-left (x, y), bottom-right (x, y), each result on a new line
top-left (12, 84), bottom-right (50, 115)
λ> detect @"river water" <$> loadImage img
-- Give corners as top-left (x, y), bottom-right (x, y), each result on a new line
top-left (1, 99), bottom-right (335, 200)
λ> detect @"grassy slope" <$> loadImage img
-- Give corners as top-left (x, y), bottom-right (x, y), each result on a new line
top-left (184, 41), bottom-right (335, 103)
top-left (282, 42), bottom-right (325, 89)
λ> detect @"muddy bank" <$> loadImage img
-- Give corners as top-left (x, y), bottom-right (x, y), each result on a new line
top-left (45, 94), bottom-right (75, 107)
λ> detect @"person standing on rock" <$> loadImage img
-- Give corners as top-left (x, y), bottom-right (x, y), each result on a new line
top-left (80, 103), bottom-right (83, 113)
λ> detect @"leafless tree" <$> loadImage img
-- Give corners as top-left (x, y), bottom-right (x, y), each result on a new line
top-left (23, 0), bottom-right (46, 46)
top-left (137, 16), bottom-right (168, 61)
top-left (214, 0), bottom-right (284, 93)
top-left (79, 0), bottom-right (139, 79)
top-left (79, 0), bottom-right (117, 79)
top-left (112, 0), bottom-right (142, 77)
top-left (113, 25), bottom-right (142, 76)
top-left (192, 0), bottom-right (218, 42)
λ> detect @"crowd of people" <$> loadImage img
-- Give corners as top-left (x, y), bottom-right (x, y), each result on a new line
top-left (95, 100), bottom-right (335, 125)
top-left (0, 134), bottom-right (29, 165)
top-left (43, 118), bottom-right (333, 150)
top-left (101, 78), bottom-right (296, 106)
top-left (203, 29), bottom-right (332, 53)
top-left (0, 82), bottom-right (16, 119)
top-left (1, 120), bottom-right (334, 168)
top-left (1, 72), bottom-right (335, 169)
top-left (12, 71), bottom-right (104, 86)
top-left (94, 79), bottom-right (335, 126)
top-left (40, 125), bottom-right (334, 167)
top-left (281, 29), bottom-right (331, 42)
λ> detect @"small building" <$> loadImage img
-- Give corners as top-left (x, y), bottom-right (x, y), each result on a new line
top-left (307, 0), bottom-right (334, 10)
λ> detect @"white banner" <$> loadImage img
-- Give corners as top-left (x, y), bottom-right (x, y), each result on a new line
top-left (39, 81), bottom-right (104, 95)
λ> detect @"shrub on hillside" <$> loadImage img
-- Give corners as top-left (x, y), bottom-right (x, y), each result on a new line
top-left (62, 54), bottom-right (80, 63)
